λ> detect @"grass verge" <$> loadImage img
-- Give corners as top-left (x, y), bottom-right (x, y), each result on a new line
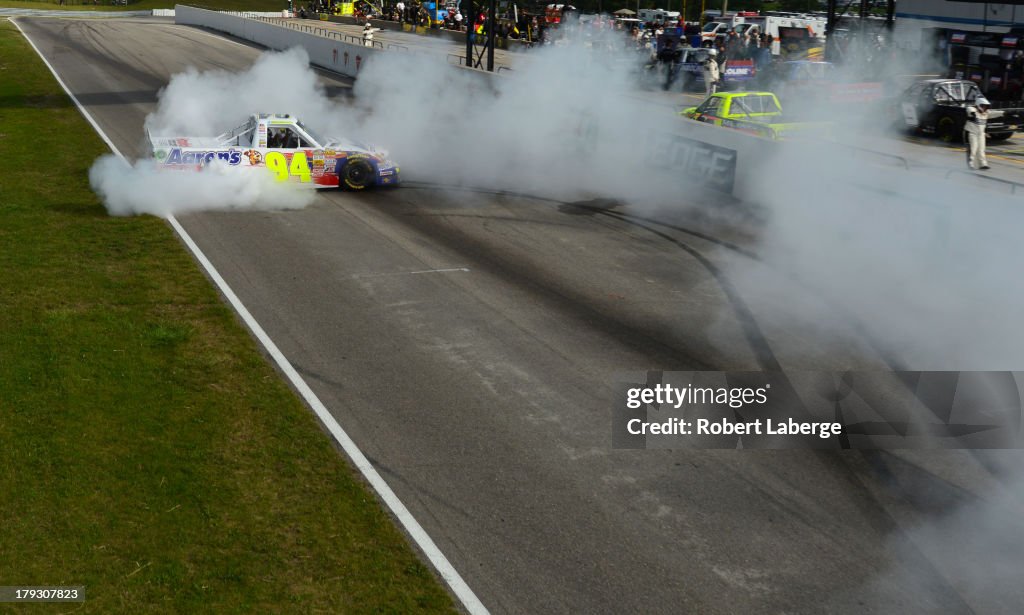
top-left (0, 19), bottom-right (456, 614)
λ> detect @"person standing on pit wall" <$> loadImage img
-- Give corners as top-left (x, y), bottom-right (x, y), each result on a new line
top-left (965, 96), bottom-right (1002, 170)
top-left (702, 48), bottom-right (721, 98)
top-left (363, 20), bottom-right (378, 46)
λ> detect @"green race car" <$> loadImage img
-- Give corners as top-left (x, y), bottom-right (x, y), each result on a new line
top-left (681, 92), bottom-right (827, 140)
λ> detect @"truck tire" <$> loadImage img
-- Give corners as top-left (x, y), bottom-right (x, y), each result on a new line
top-left (340, 157), bottom-right (375, 190)
top-left (936, 115), bottom-right (963, 143)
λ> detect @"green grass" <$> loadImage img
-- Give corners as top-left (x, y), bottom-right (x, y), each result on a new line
top-left (0, 0), bottom-right (289, 11)
top-left (0, 20), bottom-right (456, 614)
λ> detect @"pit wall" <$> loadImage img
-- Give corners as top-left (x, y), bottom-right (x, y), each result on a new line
top-left (176, 5), bottom-right (374, 79)
top-left (174, 4), bottom-right (775, 201)
top-left (662, 116), bottom-right (777, 203)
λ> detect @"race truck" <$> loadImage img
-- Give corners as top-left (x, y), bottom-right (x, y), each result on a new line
top-left (148, 113), bottom-right (400, 190)
top-left (898, 79), bottom-right (1024, 143)
top-left (680, 91), bottom-right (827, 140)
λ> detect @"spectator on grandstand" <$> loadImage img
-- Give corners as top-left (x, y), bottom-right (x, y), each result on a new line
top-left (725, 31), bottom-right (740, 59)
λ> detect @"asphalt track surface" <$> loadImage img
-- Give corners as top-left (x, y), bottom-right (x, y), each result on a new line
top-left (16, 16), bottom-right (1023, 614)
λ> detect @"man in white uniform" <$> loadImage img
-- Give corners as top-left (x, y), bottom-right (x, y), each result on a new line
top-left (702, 48), bottom-right (721, 98)
top-left (363, 21), bottom-right (378, 47)
top-left (964, 96), bottom-right (1002, 170)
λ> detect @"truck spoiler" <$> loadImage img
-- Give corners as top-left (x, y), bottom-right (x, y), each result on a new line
top-left (148, 129), bottom-right (236, 150)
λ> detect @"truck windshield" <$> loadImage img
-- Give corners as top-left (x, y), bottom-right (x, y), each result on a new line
top-left (702, 21), bottom-right (724, 33)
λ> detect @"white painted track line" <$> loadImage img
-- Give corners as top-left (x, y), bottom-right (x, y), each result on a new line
top-left (11, 17), bottom-right (488, 615)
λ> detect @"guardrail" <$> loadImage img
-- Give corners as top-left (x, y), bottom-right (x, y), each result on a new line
top-left (235, 12), bottom-right (392, 50)
top-left (177, 5), bottom-right (374, 78)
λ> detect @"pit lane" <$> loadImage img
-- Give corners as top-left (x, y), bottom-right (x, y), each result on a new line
top-left (14, 16), bottom-right (1021, 614)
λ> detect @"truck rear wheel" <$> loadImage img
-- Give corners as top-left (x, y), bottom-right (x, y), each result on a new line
top-left (340, 157), bottom-right (375, 190)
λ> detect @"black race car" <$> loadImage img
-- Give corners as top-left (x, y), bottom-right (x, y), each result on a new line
top-left (898, 79), bottom-right (1023, 142)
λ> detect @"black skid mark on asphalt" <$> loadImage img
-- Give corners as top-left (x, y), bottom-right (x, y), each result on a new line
top-left (391, 181), bottom-right (905, 368)
top-left (369, 458), bottom-right (478, 522)
top-left (598, 208), bottom-right (907, 372)
top-left (601, 213), bottom-right (783, 372)
top-left (557, 198), bottom-right (624, 216)
top-left (366, 185), bottom-right (717, 370)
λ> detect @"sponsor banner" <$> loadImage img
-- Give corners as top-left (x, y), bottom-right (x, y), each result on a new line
top-left (647, 132), bottom-right (737, 193)
top-left (723, 59), bottom-right (755, 81)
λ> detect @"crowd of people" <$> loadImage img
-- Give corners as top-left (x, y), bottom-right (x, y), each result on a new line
top-left (294, 1), bottom-right (565, 44)
top-left (293, 2), bottom-right (905, 79)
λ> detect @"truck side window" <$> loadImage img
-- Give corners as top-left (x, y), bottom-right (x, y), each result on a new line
top-left (919, 86), bottom-right (933, 106)
top-left (281, 129), bottom-right (299, 149)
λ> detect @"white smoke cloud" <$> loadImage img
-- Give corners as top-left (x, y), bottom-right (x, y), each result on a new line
top-left (143, 46), bottom-right (334, 138)
top-left (347, 42), bottom-right (690, 204)
top-left (89, 154), bottom-right (314, 217)
top-left (722, 114), bottom-right (1024, 370)
top-left (91, 34), bottom-right (706, 216)
top-left (91, 47), bottom-right (331, 217)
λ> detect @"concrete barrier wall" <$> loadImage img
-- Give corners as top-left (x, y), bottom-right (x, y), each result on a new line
top-left (655, 114), bottom-right (778, 203)
top-left (176, 5), bottom-right (374, 79)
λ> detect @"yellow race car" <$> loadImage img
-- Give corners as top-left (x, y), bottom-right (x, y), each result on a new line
top-left (680, 91), bottom-right (827, 140)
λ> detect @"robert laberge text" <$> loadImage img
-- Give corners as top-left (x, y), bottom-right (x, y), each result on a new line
top-left (626, 418), bottom-right (843, 440)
